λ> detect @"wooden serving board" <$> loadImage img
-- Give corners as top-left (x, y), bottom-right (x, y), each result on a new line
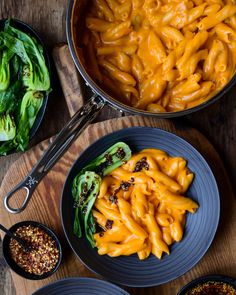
top-left (0, 45), bottom-right (236, 295)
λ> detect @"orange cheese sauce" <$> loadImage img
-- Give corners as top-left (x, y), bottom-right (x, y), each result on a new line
top-left (80, 0), bottom-right (236, 112)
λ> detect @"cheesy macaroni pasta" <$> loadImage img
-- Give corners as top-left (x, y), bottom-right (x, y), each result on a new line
top-left (80, 0), bottom-right (236, 112)
top-left (93, 149), bottom-right (198, 259)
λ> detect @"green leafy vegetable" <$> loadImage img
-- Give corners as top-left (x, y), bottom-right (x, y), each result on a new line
top-left (4, 21), bottom-right (50, 91)
top-left (0, 114), bottom-right (16, 141)
top-left (73, 171), bottom-right (101, 247)
top-left (0, 19), bottom-right (51, 155)
top-left (79, 142), bottom-right (132, 177)
top-left (0, 91), bottom-right (44, 155)
top-left (0, 48), bottom-right (14, 91)
top-left (72, 142), bottom-right (132, 247)
top-left (15, 91), bottom-right (44, 151)
top-left (0, 80), bottom-right (22, 114)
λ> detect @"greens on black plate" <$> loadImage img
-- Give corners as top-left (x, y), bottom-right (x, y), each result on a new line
top-left (0, 20), bottom-right (50, 155)
top-left (72, 142), bottom-right (132, 247)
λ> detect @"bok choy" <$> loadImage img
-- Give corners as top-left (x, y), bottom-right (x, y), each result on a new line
top-left (72, 142), bottom-right (132, 247)
top-left (0, 19), bottom-right (50, 155)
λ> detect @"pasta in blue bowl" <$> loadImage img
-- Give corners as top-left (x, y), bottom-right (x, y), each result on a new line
top-left (60, 127), bottom-right (220, 287)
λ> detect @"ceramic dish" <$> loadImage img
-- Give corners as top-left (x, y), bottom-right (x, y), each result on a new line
top-left (2, 220), bottom-right (62, 280)
top-left (178, 274), bottom-right (236, 294)
top-left (32, 277), bottom-right (130, 295)
top-left (61, 127), bottom-right (220, 287)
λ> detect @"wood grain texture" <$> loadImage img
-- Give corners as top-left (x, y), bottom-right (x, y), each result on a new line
top-left (52, 44), bottom-right (85, 116)
top-left (0, 116), bottom-right (236, 295)
top-left (0, 1), bottom-right (236, 293)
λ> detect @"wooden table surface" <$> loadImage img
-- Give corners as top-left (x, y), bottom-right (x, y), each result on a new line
top-left (0, 1), bottom-right (236, 294)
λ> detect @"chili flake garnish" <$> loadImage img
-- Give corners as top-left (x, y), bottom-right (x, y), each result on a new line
top-left (105, 220), bottom-right (113, 230)
top-left (186, 281), bottom-right (236, 294)
top-left (9, 225), bottom-right (59, 276)
top-left (133, 157), bottom-right (149, 172)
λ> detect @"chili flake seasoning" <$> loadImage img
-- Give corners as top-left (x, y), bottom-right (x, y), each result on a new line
top-left (9, 225), bottom-right (59, 276)
top-left (186, 281), bottom-right (236, 294)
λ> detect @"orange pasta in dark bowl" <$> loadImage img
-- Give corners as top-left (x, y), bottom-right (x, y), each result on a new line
top-left (70, 0), bottom-right (236, 113)
top-left (93, 149), bottom-right (198, 260)
top-left (61, 127), bottom-right (220, 287)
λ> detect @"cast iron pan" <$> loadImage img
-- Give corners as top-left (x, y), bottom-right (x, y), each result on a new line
top-left (61, 127), bottom-right (220, 287)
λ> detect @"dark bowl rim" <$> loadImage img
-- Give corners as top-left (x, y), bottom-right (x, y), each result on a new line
top-left (66, 0), bottom-right (236, 118)
top-left (177, 274), bottom-right (236, 294)
top-left (32, 276), bottom-right (131, 295)
top-left (0, 18), bottom-right (51, 156)
top-left (2, 220), bottom-right (62, 280)
top-left (60, 126), bottom-right (220, 288)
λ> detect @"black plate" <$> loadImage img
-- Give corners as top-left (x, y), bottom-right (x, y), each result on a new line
top-left (178, 274), bottom-right (236, 294)
top-left (0, 18), bottom-right (50, 153)
top-left (61, 127), bottom-right (220, 287)
top-left (33, 277), bottom-right (130, 295)
top-left (2, 220), bottom-right (62, 280)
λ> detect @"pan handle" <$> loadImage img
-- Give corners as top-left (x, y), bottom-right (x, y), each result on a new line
top-left (4, 95), bottom-right (105, 214)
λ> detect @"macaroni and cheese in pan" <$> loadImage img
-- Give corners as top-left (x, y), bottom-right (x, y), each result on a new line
top-left (80, 0), bottom-right (236, 112)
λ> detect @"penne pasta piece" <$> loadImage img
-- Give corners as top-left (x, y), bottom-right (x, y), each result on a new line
top-left (145, 170), bottom-right (182, 193)
top-left (118, 198), bottom-right (148, 239)
top-left (161, 26), bottom-right (184, 43)
top-left (215, 23), bottom-right (236, 43)
top-left (86, 17), bottom-right (115, 32)
top-left (181, 81), bottom-right (213, 102)
top-left (176, 30), bottom-right (208, 70)
top-left (97, 45), bottom-right (137, 55)
top-left (99, 59), bottom-right (136, 85)
top-left (115, 52), bottom-right (132, 72)
top-left (215, 43), bottom-right (228, 73)
top-left (94, 0), bottom-right (115, 22)
top-left (136, 76), bottom-right (167, 109)
top-left (197, 5), bottom-right (236, 30)
top-left (137, 239), bottom-right (152, 260)
top-left (101, 21), bottom-right (132, 41)
top-left (178, 49), bottom-right (208, 80)
top-left (147, 30), bottom-right (166, 65)
top-left (188, 3), bottom-right (207, 24)
top-left (143, 212), bottom-right (170, 254)
top-left (131, 54), bottom-right (144, 81)
top-left (203, 4), bottom-right (221, 16)
top-left (203, 39), bottom-right (224, 79)
top-left (98, 238), bottom-right (145, 256)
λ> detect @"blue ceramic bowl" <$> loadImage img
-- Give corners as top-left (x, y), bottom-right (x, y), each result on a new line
top-left (33, 277), bottom-right (130, 295)
top-left (61, 127), bottom-right (220, 287)
top-left (178, 275), bottom-right (236, 294)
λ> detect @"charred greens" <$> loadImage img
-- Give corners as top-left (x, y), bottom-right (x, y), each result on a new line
top-left (72, 142), bottom-right (132, 247)
top-left (73, 171), bottom-right (101, 247)
top-left (0, 19), bottom-right (50, 155)
top-left (79, 142), bottom-right (132, 177)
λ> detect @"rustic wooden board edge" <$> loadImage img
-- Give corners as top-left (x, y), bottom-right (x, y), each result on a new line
top-left (0, 116), bottom-right (236, 295)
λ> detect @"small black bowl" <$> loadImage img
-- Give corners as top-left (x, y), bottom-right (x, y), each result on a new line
top-left (178, 275), bottom-right (236, 294)
top-left (2, 221), bottom-right (62, 280)
top-left (0, 18), bottom-right (51, 155)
